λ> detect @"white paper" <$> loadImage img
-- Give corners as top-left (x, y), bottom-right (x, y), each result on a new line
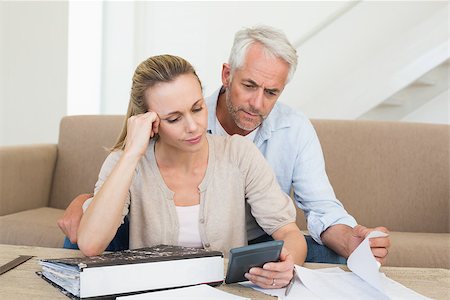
top-left (296, 265), bottom-right (389, 300)
top-left (240, 277), bottom-right (318, 300)
top-left (380, 273), bottom-right (431, 300)
top-left (239, 267), bottom-right (344, 300)
top-left (241, 231), bottom-right (430, 300)
top-left (116, 284), bottom-right (249, 300)
top-left (347, 230), bottom-right (388, 293)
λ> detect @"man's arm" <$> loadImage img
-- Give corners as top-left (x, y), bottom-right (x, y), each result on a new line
top-left (289, 119), bottom-right (391, 264)
top-left (321, 224), bottom-right (391, 264)
top-left (244, 223), bottom-right (306, 289)
top-left (57, 193), bottom-right (92, 243)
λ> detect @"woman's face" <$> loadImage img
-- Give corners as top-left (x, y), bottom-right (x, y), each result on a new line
top-left (145, 73), bottom-right (208, 152)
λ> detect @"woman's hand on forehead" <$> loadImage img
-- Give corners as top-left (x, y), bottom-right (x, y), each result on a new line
top-left (124, 112), bottom-right (160, 158)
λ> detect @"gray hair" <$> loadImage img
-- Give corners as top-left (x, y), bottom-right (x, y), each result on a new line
top-left (228, 25), bottom-right (298, 82)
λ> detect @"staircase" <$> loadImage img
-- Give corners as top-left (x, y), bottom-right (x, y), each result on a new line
top-left (359, 60), bottom-right (449, 122)
top-left (281, 1), bottom-right (449, 123)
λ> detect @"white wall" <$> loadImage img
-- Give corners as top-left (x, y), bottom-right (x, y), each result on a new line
top-left (67, 1), bottom-right (102, 115)
top-left (283, 0), bottom-right (448, 119)
top-left (100, 1), bottom-right (352, 114)
top-left (100, 1), bottom-right (137, 114)
top-left (402, 89), bottom-right (450, 124)
top-left (0, 1), bottom-right (68, 145)
top-left (0, 4), bottom-right (4, 143)
top-left (1, 1), bottom-right (448, 146)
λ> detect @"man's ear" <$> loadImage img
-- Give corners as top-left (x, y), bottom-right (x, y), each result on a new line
top-left (221, 63), bottom-right (231, 87)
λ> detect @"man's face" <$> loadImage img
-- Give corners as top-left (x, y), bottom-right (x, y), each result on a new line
top-left (222, 43), bottom-right (290, 132)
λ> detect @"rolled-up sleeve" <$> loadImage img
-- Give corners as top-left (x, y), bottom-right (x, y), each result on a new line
top-left (292, 121), bottom-right (357, 244)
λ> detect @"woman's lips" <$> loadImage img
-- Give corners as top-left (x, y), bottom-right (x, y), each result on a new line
top-left (185, 135), bottom-right (202, 144)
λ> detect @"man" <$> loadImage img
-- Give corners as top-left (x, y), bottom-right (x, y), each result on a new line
top-left (59, 25), bottom-right (390, 264)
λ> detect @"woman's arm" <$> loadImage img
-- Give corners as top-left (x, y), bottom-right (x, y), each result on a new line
top-left (244, 223), bottom-right (306, 289)
top-left (229, 136), bottom-right (306, 288)
top-left (77, 112), bottom-right (159, 256)
top-left (77, 153), bottom-right (140, 256)
top-left (272, 222), bottom-right (307, 265)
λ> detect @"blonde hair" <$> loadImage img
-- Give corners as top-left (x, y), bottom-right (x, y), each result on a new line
top-left (112, 55), bottom-right (201, 151)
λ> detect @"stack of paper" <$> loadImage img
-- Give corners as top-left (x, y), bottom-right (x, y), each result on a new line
top-left (241, 231), bottom-right (430, 300)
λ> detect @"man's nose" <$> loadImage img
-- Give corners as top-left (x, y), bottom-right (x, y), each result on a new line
top-left (249, 88), bottom-right (264, 111)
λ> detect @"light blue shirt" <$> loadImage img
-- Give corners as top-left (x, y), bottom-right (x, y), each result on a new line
top-left (206, 88), bottom-right (357, 244)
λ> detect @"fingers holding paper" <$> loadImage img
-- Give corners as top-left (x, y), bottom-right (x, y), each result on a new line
top-left (244, 247), bottom-right (294, 289)
top-left (353, 225), bottom-right (391, 265)
top-left (369, 226), bottom-right (390, 265)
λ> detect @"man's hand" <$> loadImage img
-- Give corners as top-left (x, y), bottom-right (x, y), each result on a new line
top-left (57, 193), bottom-right (92, 243)
top-left (321, 224), bottom-right (391, 265)
top-left (244, 247), bottom-right (294, 289)
top-left (349, 225), bottom-right (390, 265)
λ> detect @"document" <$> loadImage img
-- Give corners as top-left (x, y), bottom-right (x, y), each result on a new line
top-left (116, 284), bottom-right (250, 300)
top-left (241, 231), bottom-right (430, 299)
top-left (240, 268), bottom-right (344, 299)
top-left (347, 230), bottom-right (387, 292)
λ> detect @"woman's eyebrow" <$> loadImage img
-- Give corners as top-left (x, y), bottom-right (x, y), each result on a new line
top-left (191, 98), bottom-right (204, 107)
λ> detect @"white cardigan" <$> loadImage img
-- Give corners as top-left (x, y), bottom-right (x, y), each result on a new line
top-left (94, 134), bottom-right (296, 256)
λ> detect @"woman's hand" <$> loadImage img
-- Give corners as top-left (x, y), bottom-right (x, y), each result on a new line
top-left (124, 112), bottom-right (160, 158)
top-left (244, 247), bottom-right (294, 289)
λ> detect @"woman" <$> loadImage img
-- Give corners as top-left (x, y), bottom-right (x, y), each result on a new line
top-left (78, 55), bottom-right (306, 288)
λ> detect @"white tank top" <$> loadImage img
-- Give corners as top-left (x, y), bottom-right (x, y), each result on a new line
top-left (175, 204), bottom-right (203, 248)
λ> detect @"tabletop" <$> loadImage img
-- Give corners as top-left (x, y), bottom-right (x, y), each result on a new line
top-left (0, 244), bottom-right (449, 299)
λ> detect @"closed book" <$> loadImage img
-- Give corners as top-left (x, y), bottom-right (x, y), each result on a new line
top-left (37, 244), bottom-right (224, 299)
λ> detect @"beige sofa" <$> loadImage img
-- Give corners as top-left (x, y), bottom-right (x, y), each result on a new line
top-left (1, 115), bottom-right (449, 268)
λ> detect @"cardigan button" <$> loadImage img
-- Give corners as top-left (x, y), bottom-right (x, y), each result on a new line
top-left (204, 243), bottom-right (210, 248)
top-left (200, 218), bottom-right (205, 223)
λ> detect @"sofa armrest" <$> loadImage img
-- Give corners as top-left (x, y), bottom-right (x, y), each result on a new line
top-left (0, 144), bottom-right (57, 216)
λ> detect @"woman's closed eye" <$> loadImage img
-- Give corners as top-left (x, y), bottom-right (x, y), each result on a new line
top-left (164, 105), bottom-right (203, 123)
top-left (192, 106), bottom-right (203, 113)
top-left (166, 116), bottom-right (181, 123)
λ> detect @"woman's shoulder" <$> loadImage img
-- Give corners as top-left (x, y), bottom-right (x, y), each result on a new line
top-left (208, 133), bottom-right (254, 150)
top-left (98, 149), bottom-right (123, 169)
top-left (208, 133), bottom-right (259, 165)
top-left (105, 149), bottom-right (124, 161)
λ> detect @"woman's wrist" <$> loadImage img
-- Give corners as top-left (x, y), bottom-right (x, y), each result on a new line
top-left (121, 149), bottom-right (143, 164)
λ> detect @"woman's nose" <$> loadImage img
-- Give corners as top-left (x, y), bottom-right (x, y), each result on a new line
top-left (185, 114), bottom-right (198, 132)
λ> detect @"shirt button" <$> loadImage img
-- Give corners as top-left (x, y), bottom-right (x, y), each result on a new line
top-left (204, 243), bottom-right (210, 248)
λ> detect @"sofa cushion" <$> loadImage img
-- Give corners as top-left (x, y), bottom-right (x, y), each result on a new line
top-left (300, 229), bottom-right (450, 268)
top-left (49, 115), bottom-right (124, 209)
top-left (0, 207), bottom-right (65, 248)
top-left (0, 144), bottom-right (57, 216)
top-left (388, 231), bottom-right (450, 268)
top-left (312, 120), bottom-right (449, 233)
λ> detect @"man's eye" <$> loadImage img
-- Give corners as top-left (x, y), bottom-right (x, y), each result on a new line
top-left (243, 83), bottom-right (256, 89)
top-left (266, 90), bottom-right (278, 97)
